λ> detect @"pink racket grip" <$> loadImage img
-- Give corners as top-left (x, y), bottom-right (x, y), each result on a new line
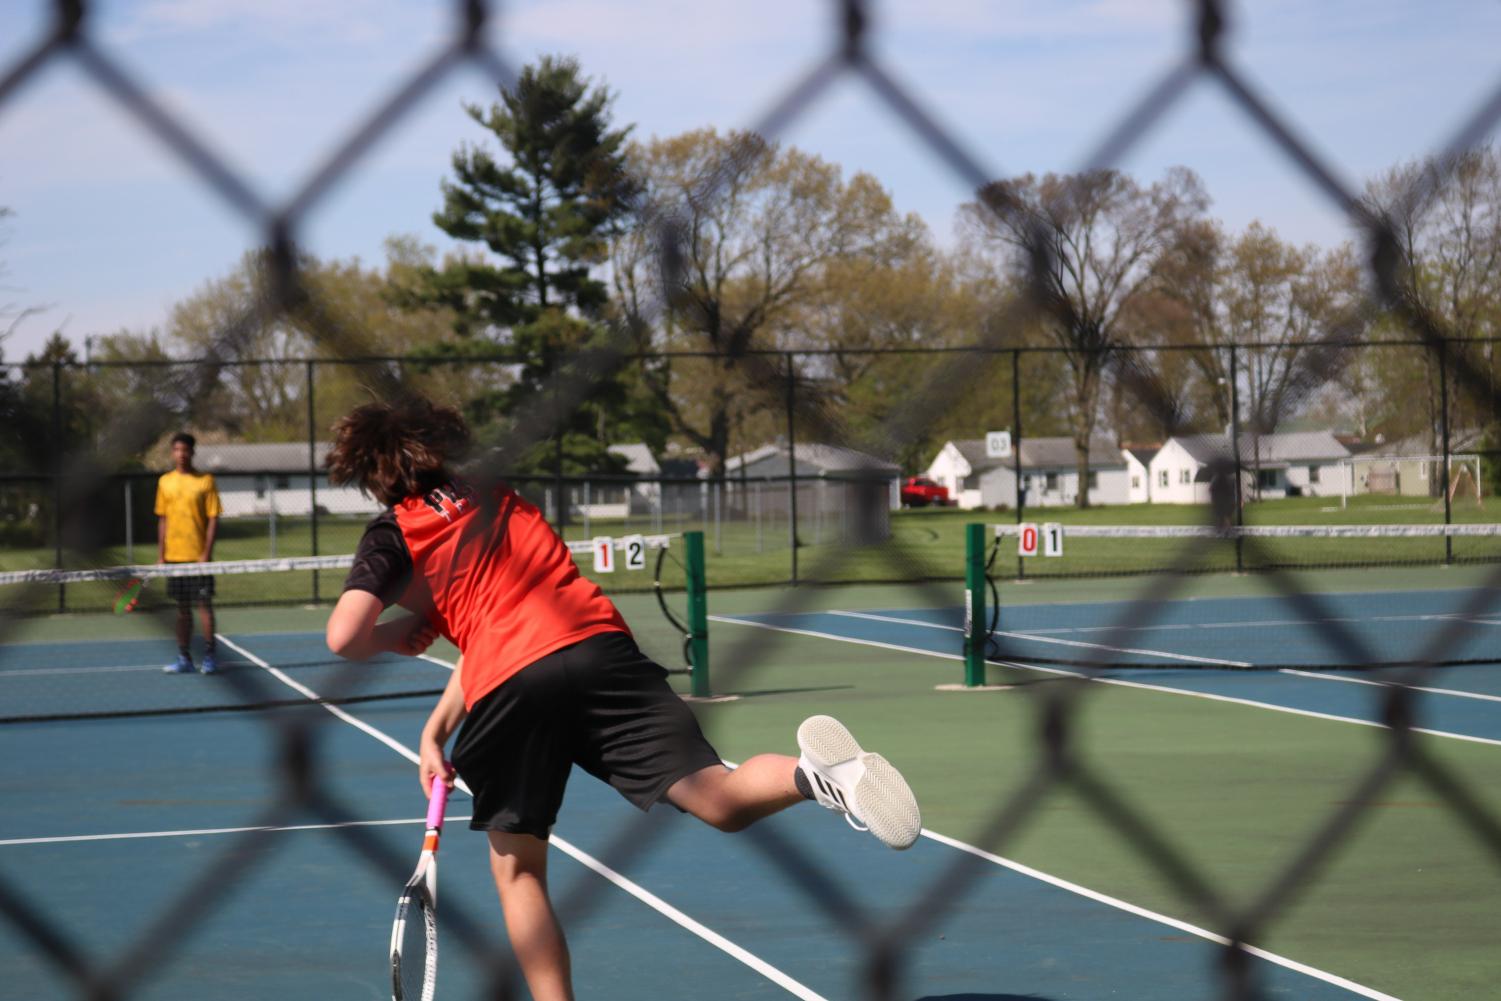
top-left (426, 772), bottom-right (451, 830)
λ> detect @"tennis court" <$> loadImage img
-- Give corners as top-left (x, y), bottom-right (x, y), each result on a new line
top-left (3, 567), bottom-right (1497, 1000)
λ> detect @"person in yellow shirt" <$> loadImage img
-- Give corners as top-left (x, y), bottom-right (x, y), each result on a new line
top-left (155, 432), bottom-right (223, 674)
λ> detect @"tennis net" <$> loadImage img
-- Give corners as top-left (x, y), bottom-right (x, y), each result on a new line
top-left (0, 535), bottom-right (705, 723)
top-left (971, 522), bottom-right (1501, 672)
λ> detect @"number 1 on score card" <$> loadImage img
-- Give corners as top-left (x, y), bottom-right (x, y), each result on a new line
top-left (591, 536), bottom-right (615, 573)
top-left (1017, 523), bottom-right (1039, 557)
top-left (1042, 522), bottom-right (1064, 557)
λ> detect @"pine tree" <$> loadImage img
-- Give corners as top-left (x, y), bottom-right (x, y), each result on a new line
top-left (410, 56), bottom-right (661, 475)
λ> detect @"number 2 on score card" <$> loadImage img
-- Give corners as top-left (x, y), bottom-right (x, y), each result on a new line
top-left (591, 536), bottom-right (615, 573)
top-left (622, 534), bottom-right (646, 571)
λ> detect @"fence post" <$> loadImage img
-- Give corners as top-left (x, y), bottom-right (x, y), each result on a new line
top-left (785, 352), bottom-right (799, 586)
top-left (1229, 345), bottom-right (1244, 572)
top-left (306, 360), bottom-right (320, 602)
top-left (124, 480), bottom-right (134, 563)
top-left (1011, 350), bottom-right (1025, 581)
top-left (52, 362), bottom-right (64, 612)
top-left (1439, 338), bottom-right (1453, 565)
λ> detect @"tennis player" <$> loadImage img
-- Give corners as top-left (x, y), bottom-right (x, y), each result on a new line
top-left (323, 397), bottom-right (920, 1001)
top-left (156, 431), bottom-right (222, 674)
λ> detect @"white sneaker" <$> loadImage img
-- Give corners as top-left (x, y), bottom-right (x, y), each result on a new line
top-left (797, 715), bottom-right (921, 850)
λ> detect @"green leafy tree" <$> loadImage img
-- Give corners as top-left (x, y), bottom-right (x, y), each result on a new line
top-left (405, 55), bottom-right (661, 474)
top-left (612, 129), bottom-right (915, 476)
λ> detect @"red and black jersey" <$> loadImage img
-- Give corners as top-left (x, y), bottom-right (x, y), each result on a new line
top-left (342, 479), bottom-right (630, 708)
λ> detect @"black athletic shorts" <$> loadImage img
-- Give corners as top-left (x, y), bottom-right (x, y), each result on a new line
top-left (450, 630), bottom-right (723, 839)
top-left (166, 575), bottom-right (214, 606)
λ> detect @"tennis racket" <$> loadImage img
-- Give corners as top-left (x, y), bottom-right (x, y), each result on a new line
top-left (390, 774), bottom-right (451, 1001)
top-left (113, 576), bottom-right (147, 614)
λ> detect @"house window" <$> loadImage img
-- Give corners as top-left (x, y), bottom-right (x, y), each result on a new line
top-left (1308, 465), bottom-right (1320, 484)
top-left (1045, 472), bottom-right (1059, 492)
top-left (1131, 474), bottom-right (1140, 489)
top-left (1258, 469), bottom-right (1278, 488)
top-left (1087, 471), bottom-right (1099, 489)
top-left (274, 475), bottom-right (290, 489)
top-left (1159, 469), bottom-right (1169, 488)
top-left (1179, 468), bottom-right (1191, 485)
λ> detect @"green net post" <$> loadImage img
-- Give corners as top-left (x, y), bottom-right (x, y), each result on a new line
top-left (964, 522), bottom-right (986, 687)
top-left (684, 530), bottom-right (711, 697)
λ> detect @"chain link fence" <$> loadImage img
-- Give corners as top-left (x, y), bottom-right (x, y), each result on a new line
top-left (3, 2), bottom-right (1501, 999)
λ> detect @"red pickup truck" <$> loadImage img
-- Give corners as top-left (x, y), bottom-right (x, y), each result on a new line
top-left (900, 476), bottom-right (951, 507)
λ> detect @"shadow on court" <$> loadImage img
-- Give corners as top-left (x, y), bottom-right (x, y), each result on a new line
top-left (913, 994), bottom-right (1059, 1000)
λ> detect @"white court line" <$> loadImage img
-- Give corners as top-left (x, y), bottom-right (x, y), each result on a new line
top-left (829, 609), bottom-right (1501, 710)
top-left (918, 831), bottom-right (1403, 1001)
top-left (829, 609), bottom-right (1253, 668)
top-left (0, 663), bottom-right (167, 677)
top-left (216, 635), bottom-right (830, 1001)
top-left (710, 616), bottom-right (1501, 751)
top-left (712, 618), bottom-right (1409, 1000)
top-left (0, 815), bottom-right (472, 848)
top-left (1282, 670), bottom-right (1501, 705)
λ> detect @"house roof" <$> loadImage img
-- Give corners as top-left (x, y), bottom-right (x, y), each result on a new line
top-left (724, 442), bottom-right (900, 477)
top-left (948, 439), bottom-right (1009, 474)
top-left (1125, 446), bottom-right (1159, 468)
top-left (1365, 429), bottom-right (1485, 457)
top-left (607, 443), bottom-right (660, 475)
top-left (947, 436), bottom-right (1125, 472)
top-left (1169, 431), bottom-right (1351, 465)
top-left (1018, 436), bottom-right (1126, 470)
top-left (194, 441), bottom-right (331, 474)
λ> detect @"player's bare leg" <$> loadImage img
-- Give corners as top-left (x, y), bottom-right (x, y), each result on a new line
top-left (666, 755), bottom-right (804, 832)
top-left (487, 832), bottom-right (574, 1001)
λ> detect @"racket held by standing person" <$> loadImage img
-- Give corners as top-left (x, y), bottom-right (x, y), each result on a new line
top-left (391, 774), bottom-right (450, 1001)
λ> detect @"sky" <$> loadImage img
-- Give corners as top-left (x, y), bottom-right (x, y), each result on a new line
top-left (1, 0), bottom-right (1499, 360)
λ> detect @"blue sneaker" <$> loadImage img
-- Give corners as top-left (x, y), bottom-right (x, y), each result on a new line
top-left (200, 653), bottom-right (217, 675)
top-left (163, 654), bottom-right (196, 674)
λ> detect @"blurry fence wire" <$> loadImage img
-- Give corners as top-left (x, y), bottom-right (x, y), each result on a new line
top-left (2, 2), bottom-right (1501, 1001)
top-left (4, 339), bottom-right (1499, 597)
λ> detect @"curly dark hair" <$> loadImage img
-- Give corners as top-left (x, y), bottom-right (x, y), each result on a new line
top-left (325, 397), bottom-right (472, 506)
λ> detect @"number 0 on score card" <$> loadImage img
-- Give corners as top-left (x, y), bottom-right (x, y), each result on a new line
top-left (1017, 523), bottom-right (1039, 557)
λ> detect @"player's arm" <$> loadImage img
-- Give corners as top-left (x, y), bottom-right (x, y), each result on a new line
top-left (326, 590), bottom-right (437, 660)
top-left (200, 516), bottom-right (218, 563)
top-left (419, 656), bottom-right (465, 793)
top-left (200, 477), bottom-right (221, 563)
top-left (157, 517), bottom-right (167, 563)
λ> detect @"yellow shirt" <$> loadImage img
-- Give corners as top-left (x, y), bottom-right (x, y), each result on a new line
top-left (155, 470), bottom-right (222, 562)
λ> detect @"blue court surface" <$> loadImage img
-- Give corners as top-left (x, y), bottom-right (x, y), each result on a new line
top-left (2, 595), bottom-right (1495, 999)
top-left (719, 587), bottom-right (1501, 747)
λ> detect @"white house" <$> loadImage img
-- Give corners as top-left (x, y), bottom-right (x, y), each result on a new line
top-left (1148, 431), bottom-right (1352, 504)
top-left (1345, 430), bottom-right (1484, 499)
top-left (192, 442), bottom-right (380, 518)
top-left (926, 437), bottom-right (1130, 509)
top-left (1123, 447), bottom-right (1159, 504)
top-left (923, 439), bottom-right (1006, 509)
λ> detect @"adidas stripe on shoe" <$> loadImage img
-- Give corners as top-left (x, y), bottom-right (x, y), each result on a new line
top-left (797, 715), bottom-right (921, 850)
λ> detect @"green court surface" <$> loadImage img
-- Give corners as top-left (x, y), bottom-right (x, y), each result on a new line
top-left (4, 572), bottom-right (1499, 999)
